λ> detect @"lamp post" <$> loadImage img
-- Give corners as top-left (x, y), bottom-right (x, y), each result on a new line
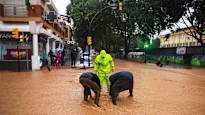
top-left (87, 5), bottom-right (115, 67)
top-left (87, 35), bottom-right (92, 67)
top-left (16, 41), bottom-right (20, 72)
top-left (121, 13), bottom-right (128, 59)
top-left (12, 28), bottom-right (21, 72)
top-left (87, 1), bottom-right (124, 67)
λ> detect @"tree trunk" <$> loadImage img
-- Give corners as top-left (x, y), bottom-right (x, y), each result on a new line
top-left (124, 22), bottom-right (128, 59)
top-left (124, 37), bottom-right (128, 59)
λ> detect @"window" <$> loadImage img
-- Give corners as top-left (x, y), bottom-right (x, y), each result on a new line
top-left (4, 0), bottom-right (24, 4)
top-left (4, 0), bottom-right (27, 16)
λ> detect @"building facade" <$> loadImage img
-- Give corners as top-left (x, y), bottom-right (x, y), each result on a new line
top-left (0, 0), bottom-right (69, 70)
top-left (160, 28), bottom-right (205, 48)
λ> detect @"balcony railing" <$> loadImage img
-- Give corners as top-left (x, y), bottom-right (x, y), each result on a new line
top-left (1, 4), bottom-right (66, 38)
top-left (46, 0), bottom-right (58, 13)
top-left (4, 4), bottom-right (27, 17)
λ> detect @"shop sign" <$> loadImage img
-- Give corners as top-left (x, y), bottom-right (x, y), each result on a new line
top-left (0, 33), bottom-right (13, 39)
top-left (0, 33), bottom-right (31, 41)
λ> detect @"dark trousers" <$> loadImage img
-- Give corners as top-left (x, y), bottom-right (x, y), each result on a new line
top-left (61, 56), bottom-right (64, 66)
top-left (71, 54), bottom-right (76, 67)
top-left (50, 56), bottom-right (53, 66)
top-left (41, 59), bottom-right (51, 71)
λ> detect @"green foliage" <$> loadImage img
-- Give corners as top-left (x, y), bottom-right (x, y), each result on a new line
top-left (182, 0), bottom-right (205, 45)
top-left (66, 0), bottom-right (205, 53)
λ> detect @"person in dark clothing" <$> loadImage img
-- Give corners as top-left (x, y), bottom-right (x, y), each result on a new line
top-left (109, 71), bottom-right (133, 105)
top-left (79, 72), bottom-right (101, 107)
top-left (156, 57), bottom-right (163, 67)
top-left (40, 59), bottom-right (51, 71)
top-left (40, 49), bottom-right (51, 71)
top-left (48, 50), bottom-right (54, 66)
top-left (71, 45), bottom-right (78, 68)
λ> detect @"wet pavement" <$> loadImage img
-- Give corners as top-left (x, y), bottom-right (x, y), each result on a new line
top-left (0, 59), bottom-right (205, 115)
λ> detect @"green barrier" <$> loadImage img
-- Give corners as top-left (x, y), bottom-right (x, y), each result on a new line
top-left (175, 59), bottom-right (182, 64)
top-left (145, 55), bottom-right (205, 67)
top-left (170, 57), bottom-right (175, 63)
top-left (200, 61), bottom-right (205, 66)
top-left (191, 59), bottom-right (200, 66)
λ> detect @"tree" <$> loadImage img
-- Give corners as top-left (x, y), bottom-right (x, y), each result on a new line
top-left (67, 0), bottom-right (125, 52)
top-left (67, 0), bottom-right (204, 58)
top-left (67, 0), bottom-right (177, 57)
top-left (113, 0), bottom-right (189, 58)
top-left (144, 0), bottom-right (205, 45)
top-left (174, 0), bottom-right (205, 45)
top-left (67, 0), bottom-right (101, 51)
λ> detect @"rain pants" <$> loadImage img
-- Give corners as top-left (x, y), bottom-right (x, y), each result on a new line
top-left (94, 50), bottom-right (114, 92)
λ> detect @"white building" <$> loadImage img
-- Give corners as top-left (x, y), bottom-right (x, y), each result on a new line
top-left (160, 28), bottom-right (205, 48)
top-left (0, 0), bottom-right (69, 70)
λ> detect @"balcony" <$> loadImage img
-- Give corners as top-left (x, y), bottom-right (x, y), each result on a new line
top-left (46, 0), bottom-right (58, 13)
top-left (0, 3), bottom-right (66, 39)
top-left (3, 4), bottom-right (27, 17)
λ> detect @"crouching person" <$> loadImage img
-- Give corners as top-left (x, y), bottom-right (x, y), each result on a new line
top-left (109, 71), bottom-right (133, 105)
top-left (79, 72), bottom-right (101, 107)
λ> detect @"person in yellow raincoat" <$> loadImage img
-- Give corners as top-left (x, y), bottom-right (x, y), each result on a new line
top-left (94, 50), bottom-right (114, 93)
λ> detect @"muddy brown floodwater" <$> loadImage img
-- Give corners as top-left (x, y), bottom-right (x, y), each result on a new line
top-left (0, 59), bottom-right (205, 115)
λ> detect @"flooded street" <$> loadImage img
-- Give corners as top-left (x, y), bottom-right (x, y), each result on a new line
top-left (0, 59), bottom-right (205, 115)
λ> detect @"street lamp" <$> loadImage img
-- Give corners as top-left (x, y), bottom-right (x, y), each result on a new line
top-left (85, 1), bottom-right (126, 66)
top-left (120, 12), bottom-right (128, 59)
top-left (86, 3), bottom-right (117, 67)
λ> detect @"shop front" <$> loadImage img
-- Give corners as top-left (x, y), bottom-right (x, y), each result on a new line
top-left (0, 32), bottom-right (32, 71)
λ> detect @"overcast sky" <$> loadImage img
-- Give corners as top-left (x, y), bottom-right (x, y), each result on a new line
top-left (53, 0), bottom-right (70, 15)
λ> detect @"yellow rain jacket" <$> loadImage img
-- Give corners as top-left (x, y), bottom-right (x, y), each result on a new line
top-left (94, 50), bottom-right (114, 92)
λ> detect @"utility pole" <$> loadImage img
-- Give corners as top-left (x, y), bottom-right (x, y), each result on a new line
top-left (12, 28), bottom-right (21, 72)
top-left (87, 35), bottom-right (92, 67)
top-left (86, 1), bottom-right (124, 67)
top-left (17, 41), bottom-right (20, 72)
top-left (121, 12), bottom-right (128, 59)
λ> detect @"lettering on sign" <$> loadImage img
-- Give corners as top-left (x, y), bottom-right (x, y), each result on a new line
top-left (0, 33), bottom-right (13, 39)
top-left (0, 33), bottom-right (31, 40)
